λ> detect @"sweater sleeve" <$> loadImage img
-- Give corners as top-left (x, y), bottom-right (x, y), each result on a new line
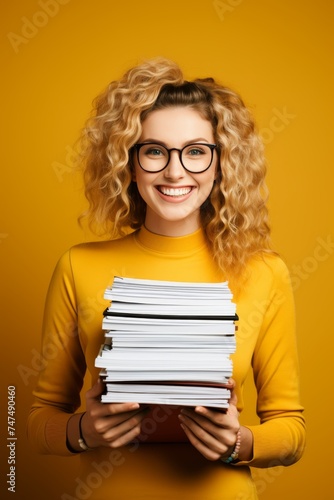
top-left (27, 249), bottom-right (86, 456)
top-left (238, 257), bottom-right (306, 468)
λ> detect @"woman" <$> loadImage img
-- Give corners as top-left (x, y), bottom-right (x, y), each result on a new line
top-left (27, 58), bottom-right (305, 499)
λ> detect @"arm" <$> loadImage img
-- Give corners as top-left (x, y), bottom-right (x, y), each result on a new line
top-left (27, 249), bottom-right (149, 456)
top-left (178, 257), bottom-right (305, 467)
top-left (243, 258), bottom-right (306, 467)
top-left (27, 250), bottom-right (86, 455)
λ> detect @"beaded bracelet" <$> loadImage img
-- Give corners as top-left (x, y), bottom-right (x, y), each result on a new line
top-left (78, 412), bottom-right (94, 452)
top-left (222, 428), bottom-right (241, 464)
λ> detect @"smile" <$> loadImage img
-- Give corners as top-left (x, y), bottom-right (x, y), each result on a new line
top-left (157, 186), bottom-right (193, 197)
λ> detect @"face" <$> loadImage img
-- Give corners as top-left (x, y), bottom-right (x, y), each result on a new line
top-left (132, 106), bottom-right (217, 237)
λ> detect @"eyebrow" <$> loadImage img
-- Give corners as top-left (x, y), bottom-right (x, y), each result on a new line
top-left (139, 138), bottom-right (212, 146)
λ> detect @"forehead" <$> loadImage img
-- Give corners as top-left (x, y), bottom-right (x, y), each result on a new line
top-left (140, 107), bottom-right (214, 144)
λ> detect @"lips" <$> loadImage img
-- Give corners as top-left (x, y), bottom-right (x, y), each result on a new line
top-left (157, 186), bottom-right (193, 197)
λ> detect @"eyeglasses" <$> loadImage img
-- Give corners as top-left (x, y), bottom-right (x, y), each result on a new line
top-left (133, 143), bottom-right (217, 173)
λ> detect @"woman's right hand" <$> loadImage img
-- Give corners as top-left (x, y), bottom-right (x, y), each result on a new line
top-left (81, 378), bottom-right (150, 449)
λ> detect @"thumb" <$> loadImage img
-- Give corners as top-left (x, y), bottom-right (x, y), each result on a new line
top-left (86, 377), bottom-right (104, 401)
top-left (229, 387), bottom-right (238, 407)
top-left (227, 378), bottom-right (238, 408)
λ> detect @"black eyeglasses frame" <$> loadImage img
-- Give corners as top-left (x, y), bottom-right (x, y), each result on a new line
top-left (133, 142), bottom-right (218, 174)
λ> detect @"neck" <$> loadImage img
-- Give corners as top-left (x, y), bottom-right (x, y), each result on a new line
top-left (144, 213), bottom-right (202, 237)
top-left (144, 220), bottom-right (201, 237)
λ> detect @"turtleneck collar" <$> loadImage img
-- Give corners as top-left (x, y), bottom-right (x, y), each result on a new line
top-left (133, 225), bottom-right (210, 255)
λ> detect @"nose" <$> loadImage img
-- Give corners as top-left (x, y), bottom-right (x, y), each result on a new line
top-left (164, 149), bottom-right (185, 179)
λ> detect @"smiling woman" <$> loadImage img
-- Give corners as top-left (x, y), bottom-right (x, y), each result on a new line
top-left (132, 107), bottom-right (218, 236)
top-left (27, 57), bottom-right (305, 500)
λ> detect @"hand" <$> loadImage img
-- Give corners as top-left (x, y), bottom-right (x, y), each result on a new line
top-left (178, 379), bottom-right (240, 461)
top-left (81, 378), bottom-right (150, 449)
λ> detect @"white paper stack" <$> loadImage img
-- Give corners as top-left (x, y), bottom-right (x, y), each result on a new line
top-left (95, 277), bottom-right (238, 408)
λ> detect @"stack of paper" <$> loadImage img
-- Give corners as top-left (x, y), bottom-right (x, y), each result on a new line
top-left (95, 277), bottom-right (238, 408)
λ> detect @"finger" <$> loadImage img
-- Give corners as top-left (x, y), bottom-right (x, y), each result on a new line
top-left (86, 380), bottom-right (142, 414)
top-left (180, 410), bottom-right (238, 460)
top-left (94, 405), bottom-right (149, 433)
top-left (106, 402), bottom-right (141, 416)
top-left (88, 401), bottom-right (140, 421)
top-left (228, 386), bottom-right (238, 408)
top-left (106, 423), bottom-right (143, 449)
top-left (180, 409), bottom-right (236, 448)
top-left (102, 408), bottom-right (149, 443)
top-left (222, 378), bottom-right (235, 394)
top-left (226, 378), bottom-right (236, 389)
top-left (180, 422), bottom-right (222, 461)
top-left (224, 378), bottom-right (237, 409)
top-left (187, 407), bottom-right (229, 428)
top-left (194, 405), bottom-right (239, 430)
top-left (86, 378), bottom-right (105, 401)
top-left (190, 407), bottom-right (224, 426)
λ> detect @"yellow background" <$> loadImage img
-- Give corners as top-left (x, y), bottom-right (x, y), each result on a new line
top-left (1, 0), bottom-right (333, 498)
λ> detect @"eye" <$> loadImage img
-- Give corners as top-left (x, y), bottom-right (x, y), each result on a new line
top-left (188, 148), bottom-right (204, 155)
top-left (142, 145), bottom-right (167, 157)
top-left (147, 148), bottom-right (163, 156)
top-left (185, 145), bottom-right (207, 156)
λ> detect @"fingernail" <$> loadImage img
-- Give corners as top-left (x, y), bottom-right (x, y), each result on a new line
top-left (195, 406), bottom-right (205, 413)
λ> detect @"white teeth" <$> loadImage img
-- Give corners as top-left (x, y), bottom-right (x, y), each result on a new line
top-left (159, 187), bottom-right (191, 197)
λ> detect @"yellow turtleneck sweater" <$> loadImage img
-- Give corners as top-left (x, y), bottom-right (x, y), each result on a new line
top-left (27, 227), bottom-right (305, 500)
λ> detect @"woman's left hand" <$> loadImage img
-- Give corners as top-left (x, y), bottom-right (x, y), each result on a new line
top-left (178, 380), bottom-right (240, 461)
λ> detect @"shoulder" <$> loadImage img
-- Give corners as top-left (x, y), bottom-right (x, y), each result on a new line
top-left (68, 231), bottom-right (138, 260)
top-left (49, 232), bottom-right (139, 297)
top-left (53, 231), bottom-right (138, 276)
top-left (243, 252), bottom-right (293, 297)
top-left (248, 252), bottom-right (290, 278)
top-left (258, 252), bottom-right (289, 273)
top-left (233, 253), bottom-right (295, 321)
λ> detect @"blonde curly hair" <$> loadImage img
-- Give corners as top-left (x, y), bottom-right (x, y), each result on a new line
top-left (79, 57), bottom-right (273, 283)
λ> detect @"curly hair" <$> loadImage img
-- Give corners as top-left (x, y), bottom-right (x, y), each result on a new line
top-left (79, 57), bottom-right (273, 284)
